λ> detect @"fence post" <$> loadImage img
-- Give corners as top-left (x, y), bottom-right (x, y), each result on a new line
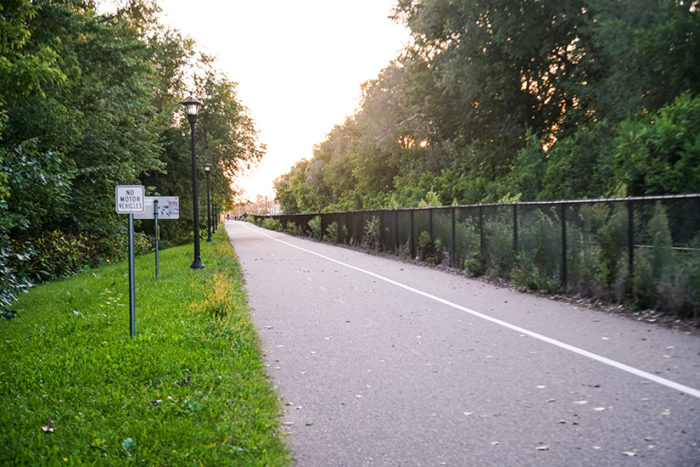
top-left (410, 209), bottom-right (416, 259)
top-left (340, 213), bottom-right (345, 244)
top-left (513, 204), bottom-right (519, 256)
top-left (560, 203), bottom-right (568, 289)
top-left (429, 208), bottom-right (434, 240)
top-left (451, 206), bottom-right (456, 267)
top-left (395, 209), bottom-right (399, 255)
top-left (627, 199), bottom-right (634, 281)
top-left (479, 205), bottom-right (485, 269)
top-left (379, 212), bottom-right (385, 252)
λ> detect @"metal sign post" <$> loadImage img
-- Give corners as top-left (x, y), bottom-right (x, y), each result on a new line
top-left (128, 212), bottom-right (136, 337)
top-left (115, 185), bottom-right (145, 338)
top-left (154, 200), bottom-right (159, 278)
top-left (134, 196), bottom-right (179, 279)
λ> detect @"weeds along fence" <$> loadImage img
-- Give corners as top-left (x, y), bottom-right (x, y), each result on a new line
top-left (252, 194), bottom-right (700, 318)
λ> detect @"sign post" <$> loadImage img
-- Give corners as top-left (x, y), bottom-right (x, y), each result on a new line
top-left (154, 200), bottom-right (159, 278)
top-left (115, 185), bottom-right (145, 338)
top-left (134, 196), bottom-right (179, 279)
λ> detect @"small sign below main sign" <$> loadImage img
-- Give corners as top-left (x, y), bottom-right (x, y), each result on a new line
top-left (134, 196), bottom-right (180, 220)
top-left (115, 185), bottom-right (145, 213)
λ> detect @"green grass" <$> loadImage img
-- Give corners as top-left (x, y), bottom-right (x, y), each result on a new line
top-left (0, 226), bottom-right (290, 465)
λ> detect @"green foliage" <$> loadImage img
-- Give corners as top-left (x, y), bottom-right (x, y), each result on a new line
top-left (612, 93), bottom-right (700, 196)
top-left (275, 0), bottom-right (699, 214)
top-left (418, 188), bottom-right (441, 208)
top-left (0, 229), bottom-right (290, 465)
top-left (262, 217), bottom-right (283, 232)
top-left (0, 247), bottom-right (30, 320)
top-left (324, 222), bottom-right (340, 243)
top-left (417, 231), bottom-right (432, 260)
top-left (596, 205), bottom-right (629, 300)
top-left (512, 208), bottom-right (562, 293)
top-left (417, 230), bottom-right (443, 265)
top-left (483, 214), bottom-right (515, 279)
top-left (11, 231), bottom-right (95, 283)
top-left (362, 216), bottom-right (381, 250)
top-left (0, 139), bottom-right (75, 232)
top-left (308, 215), bottom-right (323, 240)
top-left (567, 204), bottom-right (607, 296)
top-left (285, 221), bottom-right (302, 236)
top-left (633, 203), bottom-right (699, 316)
top-left (0, 1), bottom-right (264, 310)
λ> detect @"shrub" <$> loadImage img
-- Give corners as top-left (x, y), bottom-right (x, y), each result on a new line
top-left (362, 216), bottom-right (381, 250)
top-left (134, 232), bottom-right (155, 256)
top-left (465, 255), bottom-right (484, 277)
top-left (0, 247), bottom-right (30, 319)
top-left (324, 222), bottom-right (339, 243)
top-left (596, 204), bottom-right (628, 300)
top-left (512, 257), bottom-right (561, 294)
top-left (567, 204), bottom-right (606, 297)
top-left (309, 216), bottom-right (323, 240)
top-left (417, 230), bottom-right (443, 264)
top-left (456, 216), bottom-right (482, 276)
top-left (262, 218), bottom-right (283, 231)
top-left (433, 237), bottom-right (444, 265)
top-left (483, 212), bottom-right (514, 278)
top-left (11, 231), bottom-right (97, 283)
top-left (285, 221), bottom-right (301, 236)
top-left (513, 207), bottom-right (561, 288)
top-left (634, 203), bottom-right (700, 317)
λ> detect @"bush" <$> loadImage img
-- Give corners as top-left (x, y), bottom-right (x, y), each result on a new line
top-left (456, 216), bottom-right (482, 276)
top-left (262, 218), bottom-right (283, 231)
top-left (324, 222), bottom-right (340, 243)
top-left (595, 205), bottom-right (629, 300)
top-left (417, 230), bottom-right (443, 265)
top-left (513, 207), bottom-right (561, 290)
top-left (512, 255), bottom-right (561, 294)
top-left (309, 216), bottom-right (323, 240)
top-left (0, 247), bottom-right (30, 319)
top-left (633, 203), bottom-right (700, 317)
top-left (11, 231), bottom-right (97, 283)
top-left (567, 204), bottom-right (606, 297)
top-left (362, 216), bottom-right (381, 250)
top-left (483, 212), bottom-right (514, 278)
top-left (285, 221), bottom-right (302, 236)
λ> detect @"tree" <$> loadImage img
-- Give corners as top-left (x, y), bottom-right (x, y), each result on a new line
top-left (394, 0), bottom-right (591, 178)
top-left (0, 0), bottom-right (265, 312)
top-left (611, 92), bottom-right (700, 196)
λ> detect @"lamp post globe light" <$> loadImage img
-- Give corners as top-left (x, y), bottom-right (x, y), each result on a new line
top-left (181, 96), bottom-right (204, 269)
top-left (204, 162), bottom-right (213, 242)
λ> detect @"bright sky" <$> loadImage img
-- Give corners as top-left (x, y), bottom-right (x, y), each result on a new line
top-left (157, 0), bottom-right (410, 201)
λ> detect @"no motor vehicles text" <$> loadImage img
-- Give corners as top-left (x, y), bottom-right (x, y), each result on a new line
top-left (119, 192), bottom-right (143, 209)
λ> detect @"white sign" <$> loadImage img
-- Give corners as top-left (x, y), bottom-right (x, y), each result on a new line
top-left (115, 185), bottom-right (145, 214)
top-left (134, 196), bottom-right (180, 220)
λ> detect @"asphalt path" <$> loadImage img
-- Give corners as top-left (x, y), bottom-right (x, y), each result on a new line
top-left (225, 221), bottom-right (700, 466)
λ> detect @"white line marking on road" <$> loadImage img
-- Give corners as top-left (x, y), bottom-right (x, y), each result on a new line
top-left (240, 224), bottom-right (700, 399)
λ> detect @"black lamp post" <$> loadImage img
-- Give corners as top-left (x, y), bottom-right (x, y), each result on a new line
top-left (204, 162), bottom-right (212, 242)
top-left (181, 96), bottom-right (204, 269)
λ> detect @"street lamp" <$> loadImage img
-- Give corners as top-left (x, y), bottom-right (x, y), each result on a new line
top-left (204, 162), bottom-right (212, 242)
top-left (181, 96), bottom-right (204, 269)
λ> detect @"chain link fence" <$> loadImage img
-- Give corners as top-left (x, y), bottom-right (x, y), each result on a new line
top-left (253, 194), bottom-right (700, 319)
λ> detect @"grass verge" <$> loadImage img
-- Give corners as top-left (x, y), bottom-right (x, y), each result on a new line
top-left (0, 226), bottom-right (289, 465)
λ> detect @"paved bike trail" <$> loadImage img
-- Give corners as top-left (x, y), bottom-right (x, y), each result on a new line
top-left (226, 221), bottom-right (700, 466)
